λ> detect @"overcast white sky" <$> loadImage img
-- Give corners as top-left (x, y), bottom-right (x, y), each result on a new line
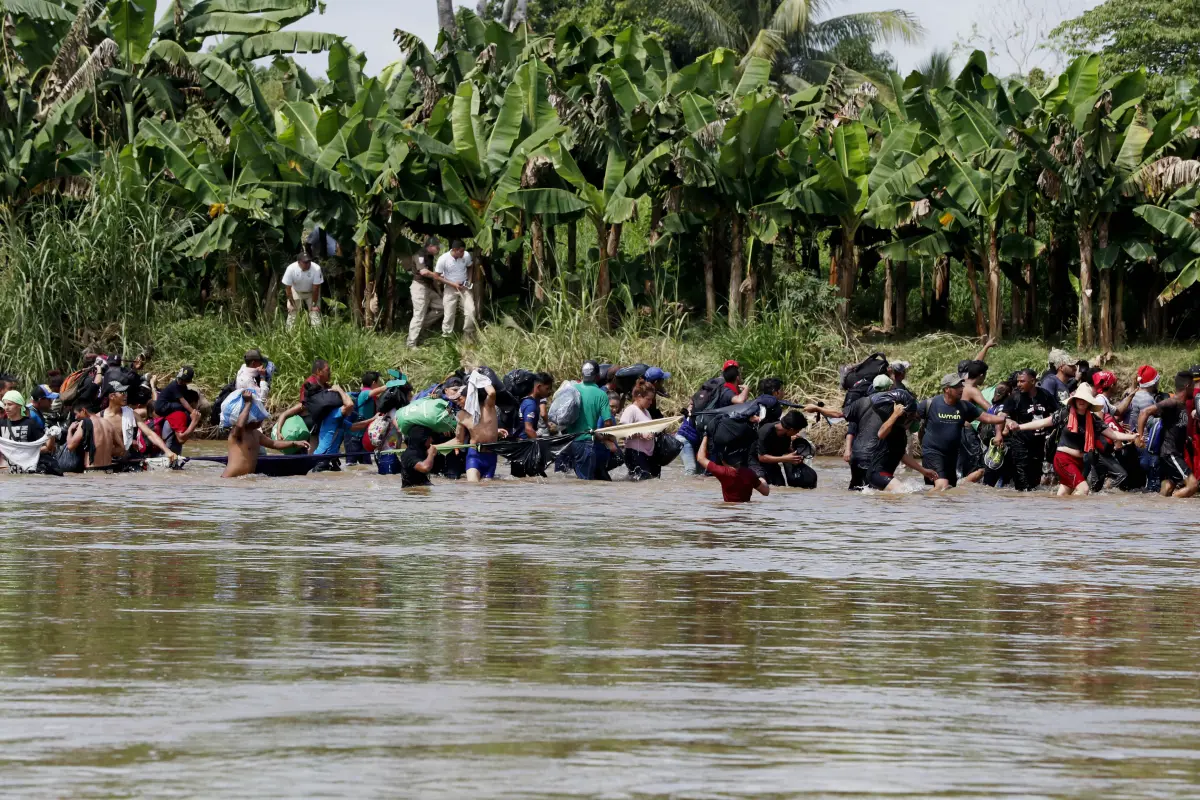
top-left (299, 0), bottom-right (1098, 77)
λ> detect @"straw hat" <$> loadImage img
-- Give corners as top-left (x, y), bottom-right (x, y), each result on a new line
top-left (1067, 383), bottom-right (1103, 412)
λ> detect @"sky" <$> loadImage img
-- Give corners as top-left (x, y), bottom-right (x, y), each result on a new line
top-left (297, 0), bottom-right (1099, 78)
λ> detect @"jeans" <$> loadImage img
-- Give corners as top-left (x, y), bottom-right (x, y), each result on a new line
top-left (344, 429), bottom-right (371, 465)
top-left (675, 434), bottom-right (697, 475)
top-left (571, 439), bottom-right (612, 481)
top-left (315, 408), bottom-right (349, 456)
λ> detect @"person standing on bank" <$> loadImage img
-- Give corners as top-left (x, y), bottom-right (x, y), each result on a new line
top-left (436, 240), bottom-right (476, 339)
top-left (407, 237), bottom-right (451, 348)
top-left (282, 250), bottom-right (323, 330)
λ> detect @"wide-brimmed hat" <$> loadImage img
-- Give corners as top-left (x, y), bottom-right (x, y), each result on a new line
top-left (1068, 383), bottom-right (1103, 412)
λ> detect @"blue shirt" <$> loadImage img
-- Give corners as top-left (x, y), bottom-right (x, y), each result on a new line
top-left (518, 397), bottom-right (539, 439)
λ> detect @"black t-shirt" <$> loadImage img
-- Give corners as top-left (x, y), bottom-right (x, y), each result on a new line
top-left (845, 396), bottom-right (886, 465)
top-left (1052, 407), bottom-right (1104, 451)
top-left (1156, 397), bottom-right (1188, 456)
top-left (401, 448), bottom-right (431, 486)
top-left (155, 380), bottom-right (187, 415)
top-left (877, 422), bottom-right (909, 474)
top-left (1002, 389), bottom-right (1059, 445)
top-left (756, 423), bottom-right (793, 460)
top-left (0, 416), bottom-right (45, 443)
top-left (919, 396), bottom-right (981, 455)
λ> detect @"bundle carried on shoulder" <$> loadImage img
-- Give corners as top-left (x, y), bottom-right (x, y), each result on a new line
top-left (840, 352), bottom-right (889, 409)
top-left (219, 389), bottom-right (269, 429)
top-left (395, 397), bottom-right (457, 435)
top-left (548, 381), bottom-right (581, 428)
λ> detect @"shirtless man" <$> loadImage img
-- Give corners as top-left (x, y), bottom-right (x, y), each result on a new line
top-left (456, 381), bottom-right (506, 482)
top-left (223, 390), bottom-right (309, 478)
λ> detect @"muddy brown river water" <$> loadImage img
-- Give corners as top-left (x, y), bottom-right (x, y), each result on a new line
top-left (1, 454), bottom-right (1198, 798)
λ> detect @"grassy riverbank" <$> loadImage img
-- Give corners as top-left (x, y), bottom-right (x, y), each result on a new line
top-left (147, 311), bottom-right (1200, 415)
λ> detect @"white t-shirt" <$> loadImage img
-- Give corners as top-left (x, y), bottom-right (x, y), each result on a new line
top-left (434, 251), bottom-right (472, 285)
top-left (282, 262), bottom-right (323, 293)
top-left (235, 364), bottom-right (270, 400)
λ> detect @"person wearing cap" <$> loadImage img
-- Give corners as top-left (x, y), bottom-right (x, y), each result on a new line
top-left (1136, 372), bottom-right (1199, 498)
top-left (718, 360), bottom-right (752, 408)
top-left (1011, 383), bottom-right (1139, 495)
top-left (407, 237), bottom-right (448, 348)
top-left (842, 376), bottom-right (911, 490)
top-left (886, 361), bottom-right (911, 393)
top-left (917, 374), bottom-right (1008, 490)
top-left (566, 360), bottom-right (615, 481)
top-left (435, 240), bottom-right (477, 339)
top-left (1040, 349), bottom-right (1075, 404)
top-left (153, 366), bottom-right (202, 454)
top-left (26, 386), bottom-right (54, 429)
top-left (100, 381), bottom-right (174, 465)
top-left (644, 366), bottom-right (670, 420)
top-left (996, 369), bottom-right (1059, 491)
top-left (236, 349), bottom-right (273, 399)
top-left (281, 250), bottom-right (323, 330)
top-left (0, 389), bottom-right (56, 472)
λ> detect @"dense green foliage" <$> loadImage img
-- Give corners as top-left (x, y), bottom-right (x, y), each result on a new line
top-left (2, 2), bottom-right (1200, 389)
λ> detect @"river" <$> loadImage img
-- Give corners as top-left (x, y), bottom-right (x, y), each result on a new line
top-left (1, 455), bottom-right (1199, 797)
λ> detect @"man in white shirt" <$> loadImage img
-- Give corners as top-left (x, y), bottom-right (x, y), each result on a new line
top-left (281, 251), bottom-right (323, 330)
top-left (435, 240), bottom-right (477, 338)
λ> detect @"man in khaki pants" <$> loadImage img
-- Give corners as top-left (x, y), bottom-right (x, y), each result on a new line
top-left (282, 251), bottom-right (323, 330)
top-left (435, 240), bottom-right (476, 338)
top-left (407, 237), bottom-right (448, 348)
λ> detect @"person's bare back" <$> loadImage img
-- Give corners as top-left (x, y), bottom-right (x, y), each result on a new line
top-left (90, 415), bottom-right (122, 468)
top-left (223, 390), bottom-right (306, 478)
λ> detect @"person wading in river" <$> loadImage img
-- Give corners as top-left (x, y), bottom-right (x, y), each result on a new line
top-left (1136, 372), bottom-right (1200, 498)
top-left (1009, 384), bottom-right (1140, 496)
top-left (697, 434), bottom-right (769, 503)
top-left (918, 374), bottom-right (1008, 490)
top-left (223, 390), bottom-right (309, 478)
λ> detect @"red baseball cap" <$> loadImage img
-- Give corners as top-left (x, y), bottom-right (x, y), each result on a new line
top-left (722, 359), bottom-right (740, 370)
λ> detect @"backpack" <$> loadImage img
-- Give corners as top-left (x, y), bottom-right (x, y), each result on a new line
top-left (840, 352), bottom-right (888, 408)
top-left (691, 376), bottom-right (725, 414)
top-left (210, 381), bottom-right (236, 426)
top-left (503, 369), bottom-right (536, 399)
top-left (613, 364), bottom-right (650, 395)
top-left (1145, 417), bottom-right (1164, 456)
top-left (548, 381), bottom-right (582, 428)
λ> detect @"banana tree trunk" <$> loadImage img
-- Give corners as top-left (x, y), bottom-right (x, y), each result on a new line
top-left (965, 251), bottom-right (986, 338)
top-left (882, 257), bottom-right (894, 332)
top-left (226, 257), bottom-right (237, 306)
top-left (704, 224), bottom-right (717, 324)
top-left (744, 242), bottom-right (762, 322)
top-left (836, 224), bottom-right (857, 313)
top-left (353, 245), bottom-right (366, 324)
top-left (595, 218), bottom-right (611, 324)
top-left (436, 0), bottom-right (456, 37)
top-left (1115, 269), bottom-right (1125, 347)
top-left (931, 254), bottom-right (950, 327)
top-left (470, 246), bottom-right (485, 325)
top-left (1097, 215), bottom-right (1113, 353)
top-left (530, 215), bottom-right (545, 303)
top-left (729, 214), bottom-right (744, 326)
top-left (1022, 204), bottom-right (1036, 331)
top-left (986, 223), bottom-right (1003, 342)
top-left (1078, 217), bottom-right (1095, 349)
top-left (895, 260), bottom-right (907, 333)
top-left (783, 228), bottom-right (796, 273)
top-left (382, 231), bottom-right (398, 330)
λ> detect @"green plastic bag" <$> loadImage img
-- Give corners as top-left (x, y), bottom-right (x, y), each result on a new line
top-left (395, 398), bottom-right (457, 435)
top-left (275, 415), bottom-right (310, 455)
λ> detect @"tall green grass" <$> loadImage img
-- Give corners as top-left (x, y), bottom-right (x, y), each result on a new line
top-left (0, 158), bottom-right (195, 383)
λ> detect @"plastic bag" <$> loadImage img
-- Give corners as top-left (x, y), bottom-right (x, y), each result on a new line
top-left (219, 389), bottom-right (269, 428)
top-left (652, 431), bottom-right (683, 466)
top-left (548, 381), bottom-right (581, 428)
top-left (395, 398), bottom-right (457, 435)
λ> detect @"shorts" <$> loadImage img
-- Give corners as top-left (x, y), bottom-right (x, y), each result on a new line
top-left (375, 452), bottom-right (399, 475)
top-left (922, 449), bottom-right (958, 487)
top-left (1160, 453), bottom-right (1191, 485)
top-left (1053, 450), bottom-right (1087, 490)
top-left (867, 470), bottom-right (894, 490)
top-left (465, 447), bottom-right (498, 479)
top-left (849, 461), bottom-right (869, 491)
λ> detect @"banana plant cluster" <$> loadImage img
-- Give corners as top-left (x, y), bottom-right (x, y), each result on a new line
top-left (4, 4), bottom-right (1200, 340)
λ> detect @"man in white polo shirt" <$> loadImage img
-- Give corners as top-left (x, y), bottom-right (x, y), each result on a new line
top-left (435, 239), bottom-right (476, 338)
top-left (281, 251), bottom-right (323, 330)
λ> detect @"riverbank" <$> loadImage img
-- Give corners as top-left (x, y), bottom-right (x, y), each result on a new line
top-left (146, 314), bottom-right (1200, 446)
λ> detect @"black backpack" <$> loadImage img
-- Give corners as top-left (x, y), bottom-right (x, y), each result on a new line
top-left (209, 381), bottom-right (236, 426)
top-left (840, 352), bottom-right (888, 410)
top-left (613, 364), bottom-right (650, 395)
top-left (691, 376), bottom-right (725, 414)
